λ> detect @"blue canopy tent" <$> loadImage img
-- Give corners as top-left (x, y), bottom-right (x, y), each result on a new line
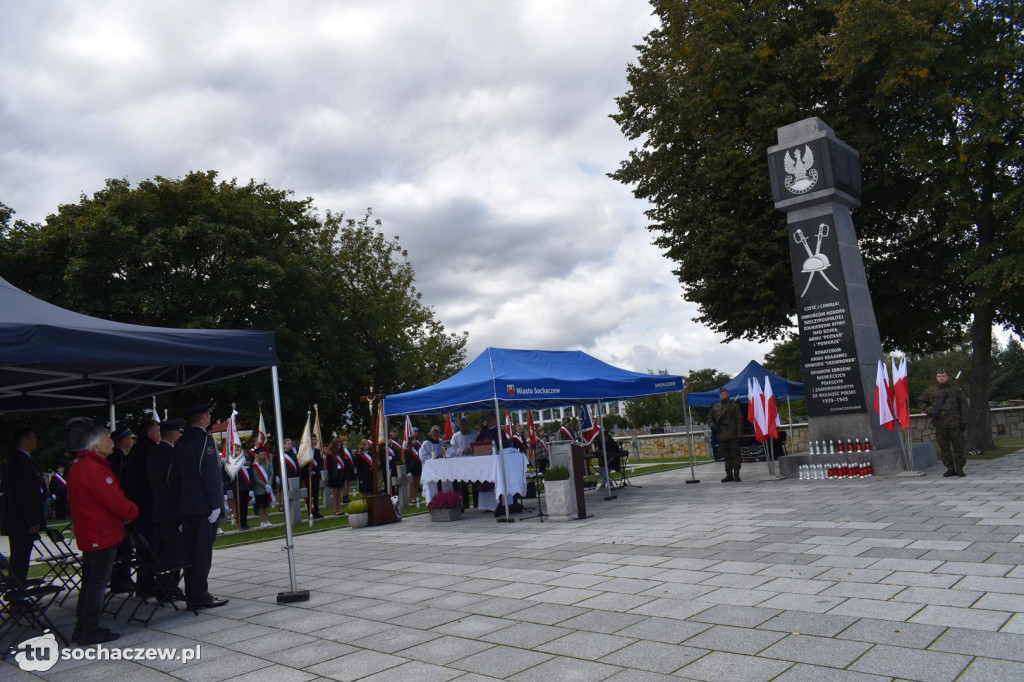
top-left (0, 275), bottom-right (308, 603)
top-left (687, 360), bottom-right (804, 407)
top-left (384, 348), bottom-right (687, 517)
top-left (384, 347), bottom-right (684, 415)
top-left (687, 360), bottom-right (805, 465)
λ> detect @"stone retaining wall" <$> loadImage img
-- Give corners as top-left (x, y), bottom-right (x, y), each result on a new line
top-left (615, 405), bottom-right (1024, 459)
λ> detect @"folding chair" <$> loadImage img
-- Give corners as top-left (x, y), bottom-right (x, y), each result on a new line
top-left (31, 528), bottom-right (81, 605)
top-left (0, 553), bottom-right (67, 653)
top-left (125, 530), bottom-right (196, 627)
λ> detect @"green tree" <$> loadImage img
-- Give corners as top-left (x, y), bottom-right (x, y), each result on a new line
top-left (763, 335), bottom-right (803, 383)
top-left (612, 0), bottom-right (1023, 449)
top-left (991, 337), bottom-right (1024, 401)
top-left (0, 172), bottom-right (466, 446)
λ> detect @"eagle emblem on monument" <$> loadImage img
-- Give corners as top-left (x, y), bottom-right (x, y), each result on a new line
top-left (783, 145), bottom-right (818, 194)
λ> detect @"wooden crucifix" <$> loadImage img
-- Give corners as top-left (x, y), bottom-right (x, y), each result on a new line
top-left (360, 379), bottom-right (386, 493)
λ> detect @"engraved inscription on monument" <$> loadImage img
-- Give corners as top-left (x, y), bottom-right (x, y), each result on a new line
top-left (788, 215), bottom-right (865, 415)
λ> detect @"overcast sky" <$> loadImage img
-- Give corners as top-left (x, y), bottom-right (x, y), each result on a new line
top-left (0, 0), bottom-right (777, 379)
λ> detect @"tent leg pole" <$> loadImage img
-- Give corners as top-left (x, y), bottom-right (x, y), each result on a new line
top-left (599, 401), bottom-right (615, 501)
top-left (272, 365), bottom-right (308, 603)
top-left (493, 398), bottom-right (513, 523)
top-left (683, 391), bottom-right (699, 483)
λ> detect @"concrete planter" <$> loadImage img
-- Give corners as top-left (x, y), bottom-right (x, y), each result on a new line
top-left (430, 507), bottom-right (463, 522)
top-left (545, 480), bottom-right (574, 521)
top-left (348, 512), bottom-right (369, 529)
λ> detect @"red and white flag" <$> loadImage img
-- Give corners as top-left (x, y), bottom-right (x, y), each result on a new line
top-left (403, 415), bottom-right (415, 448)
top-left (221, 408), bottom-right (240, 459)
top-left (580, 404), bottom-right (602, 444)
top-left (527, 410), bottom-right (537, 444)
top-left (255, 411), bottom-right (268, 450)
top-left (504, 410), bottom-right (513, 439)
top-left (444, 413), bottom-right (454, 442)
top-left (763, 377), bottom-right (779, 440)
top-left (891, 356), bottom-right (910, 429)
top-left (874, 359), bottom-right (896, 431)
top-left (747, 377), bottom-right (768, 442)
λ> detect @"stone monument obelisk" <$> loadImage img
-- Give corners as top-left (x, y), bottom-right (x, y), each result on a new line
top-left (767, 118), bottom-right (910, 474)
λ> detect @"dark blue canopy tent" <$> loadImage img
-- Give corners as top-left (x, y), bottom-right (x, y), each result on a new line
top-left (384, 347), bottom-right (684, 415)
top-left (0, 276), bottom-right (278, 412)
top-left (384, 348), bottom-right (688, 518)
top-left (0, 275), bottom-right (309, 602)
top-left (687, 360), bottom-right (804, 407)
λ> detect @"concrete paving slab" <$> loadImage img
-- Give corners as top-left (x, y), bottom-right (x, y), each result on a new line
top-left (8, 455), bottom-right (1024, 681)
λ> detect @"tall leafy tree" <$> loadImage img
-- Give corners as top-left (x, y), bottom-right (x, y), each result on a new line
top-left (0, 172), bottom-right (466, 449)
top-left (612, 0), bottom-right (1023, 449)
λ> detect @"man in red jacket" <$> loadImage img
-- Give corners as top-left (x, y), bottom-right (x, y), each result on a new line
top-left (67, 424), bottom-right (139, 645)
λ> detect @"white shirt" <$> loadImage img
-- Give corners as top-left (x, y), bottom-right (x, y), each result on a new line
top-left (448, 430), bottom-right (479, 457)
top-left (419, 439), bottom-right (444, 463)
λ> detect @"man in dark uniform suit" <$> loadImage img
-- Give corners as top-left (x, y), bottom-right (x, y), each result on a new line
top-left (2, 426), bottom-right (46, 583)
top-left (175, 399), bottom-right (228, 609)
top-left (108, 426), bottom-right (135, 487)
top-left (49, 464), bottom-right (69, 519)
top-left (107, 426), bottom-right (137, 593)
top-left (125, 419), bottom-right (159, 595)
top-left (302, 434), bottom-right (324, 519)
top-left (231, 451), bottom-right (254, 531)
top-left (148, 418), bottom-right (184, 596)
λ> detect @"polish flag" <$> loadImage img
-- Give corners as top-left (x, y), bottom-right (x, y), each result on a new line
top-left (504, 410), bottom-right (514, 439)
top-left (891, 356), bottom-right (911, 429)
top-left (443, 413), bottom-right (454, 442)
top-left (403, 415), bottom-right (415, 448)
top-left (748, 377), bottom-right (768, 442)
top-left (763, 377), bottom-right (779, 440)
top-left (527, 410), bottom-right (537, 444)
top-left (874, 360), bottom-right (896, 431)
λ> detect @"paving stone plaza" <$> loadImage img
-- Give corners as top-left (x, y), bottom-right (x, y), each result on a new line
top-left (6, 453), bottom-right (1024, 681)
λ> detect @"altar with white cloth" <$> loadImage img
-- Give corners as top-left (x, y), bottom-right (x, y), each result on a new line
top-left (421, 450), bottom-right (527, 511)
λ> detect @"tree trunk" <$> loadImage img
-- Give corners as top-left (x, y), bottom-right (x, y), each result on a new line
top-left (968, 300), bottom-right (996, 451)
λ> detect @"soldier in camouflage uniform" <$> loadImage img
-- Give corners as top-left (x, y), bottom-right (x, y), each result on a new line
top-left (918, 369), bottom-right (969, 477)
top-left (708, 388), bottom-right (745, 482)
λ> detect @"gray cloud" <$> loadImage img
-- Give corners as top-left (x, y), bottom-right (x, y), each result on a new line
top-left (0, 0), bottom-right (774, 380)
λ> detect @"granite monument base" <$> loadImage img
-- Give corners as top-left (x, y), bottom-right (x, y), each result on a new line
top-left (778, 443), bottom-right (937, 478)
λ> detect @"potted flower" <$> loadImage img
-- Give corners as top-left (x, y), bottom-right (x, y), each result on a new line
top-left (428, 491), bottom-right (463, 521)
top-left (347, 497), bottom-right (369, 528)
top-left (543, 466), bottom-right (574, 521)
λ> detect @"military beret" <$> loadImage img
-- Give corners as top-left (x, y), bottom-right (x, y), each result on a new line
top-left (111, 427), bottom-right (135, 441)
top-left (718, 387), bottom-right (729, 393)
top-left (160, 417), bottom-right (185, 432)
top-left (184, 397), bottom-right (214, 417)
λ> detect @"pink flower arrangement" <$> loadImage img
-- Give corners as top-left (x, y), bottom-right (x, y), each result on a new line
top-left (428, 490), bottom-right (463, 510)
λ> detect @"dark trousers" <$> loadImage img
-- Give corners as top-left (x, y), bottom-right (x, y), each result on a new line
top-left (458, 482), bottom-right (480, 508)
top-left (237, 494), bottom-right (250, 528)
top-left (180, 515), bottom-right (215, 606)
top-left (54, 496), bottom-right (68, 520)
top-left (147, 521), bottom-right (183, 593)
top-left (76, 545), bottom-right (116, 636)
top-left (720, 439), bottom-right (741, 474)
top-left (934, 424), bottom-right (966, 468)
top-left (7, 532), bottom-right (35, 584)
top-left (109, 538), bottom-right (133, 593)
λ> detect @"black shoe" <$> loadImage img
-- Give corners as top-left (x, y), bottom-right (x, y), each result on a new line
top-left (721, 476), bottom-right (734, 483)
top-left (192, 597), bottom-right (229, 609)
top-left (943, 469), bottom-right (957, 477)
top-left (312, 514), bottom-right (324, 519)
top-left (77, 630), bottom-right (120, 645)
top-left (733, 475), bottom-right (741, 482)
top-left (956, 468), bottom-right (966, 477)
